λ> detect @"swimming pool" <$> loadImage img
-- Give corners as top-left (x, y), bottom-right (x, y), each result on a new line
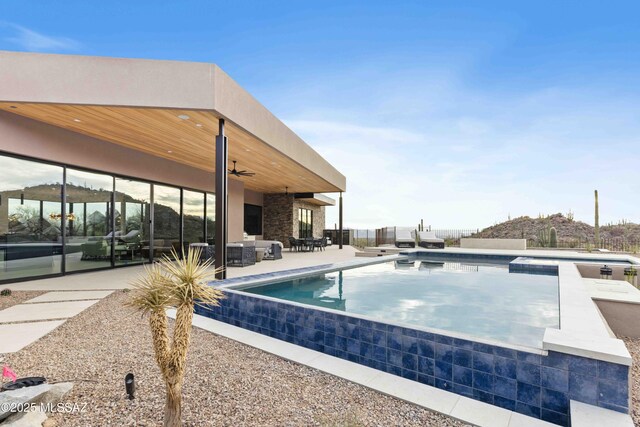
top-left (197, 251), bottom-right (632, 425)
top-left (243, 258), bottom-right (559, 348)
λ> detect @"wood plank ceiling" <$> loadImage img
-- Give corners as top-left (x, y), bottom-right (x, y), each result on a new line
top-left (0, 102), bottom-right (339, 194)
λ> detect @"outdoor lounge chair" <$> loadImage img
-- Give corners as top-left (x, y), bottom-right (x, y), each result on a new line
top-left (394, 229), bottom-right (415, 248)
top-left (417, 231), bottom-right (445, 249)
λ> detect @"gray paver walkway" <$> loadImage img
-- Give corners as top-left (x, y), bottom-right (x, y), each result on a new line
top-left (25, 291), bottom-right (113, 304)
top-left (0, 300), bottom-right (100, 323)
top-left (0, 321), bottom-right (66, 353)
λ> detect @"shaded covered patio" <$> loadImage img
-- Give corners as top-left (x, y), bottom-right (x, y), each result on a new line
top-left (0, 51), bottom-right (347, 282)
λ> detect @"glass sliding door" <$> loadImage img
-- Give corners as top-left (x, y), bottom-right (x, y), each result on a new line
top-left (115, 178), bottom-right (150, 265)
top-left (65, 169), bottom-right (114, 272)
top-left (183, 190), bottom-right (205, 249)
top-left (0, 156), bottom-right (63, 281)
top-left (206, 193), bottom-right (215, 245)
top-left (298, 208), bottom-right (313, 238)
top-left (0, 151), bottom-right (219, 283)
top-left (153, 185), bottom-right (181, 260)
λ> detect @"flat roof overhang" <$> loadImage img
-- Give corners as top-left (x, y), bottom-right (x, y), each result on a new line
top-left (0, 51), bottom-right (346, 194)
top-left (294, 193), bottom-right (336, 206)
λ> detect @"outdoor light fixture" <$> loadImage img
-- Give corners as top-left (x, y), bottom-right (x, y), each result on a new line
top-left (73, 118), bottom-right (82, 122)
top-left (125, 373), bottom-right (135, 400)
top-left (9, 105), bottom-right (17, 109)
top-left (177, 114), bottom-right (190, 120)
top-left (600, 265), bottom-right (613, 280)
top-left (196, 123), bottom-right (203, 127)
top-left (285, 186), bottom-right (288, 195)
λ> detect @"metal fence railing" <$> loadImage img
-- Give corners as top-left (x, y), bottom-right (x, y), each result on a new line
top-left (341, 226), bottom-right (640, 253)
top-left (347, 226), bottom-right (480, 248)
top-left (431, 229), bottom-right (479, 246)
top-left (350, 229), bottom-right (376, 248)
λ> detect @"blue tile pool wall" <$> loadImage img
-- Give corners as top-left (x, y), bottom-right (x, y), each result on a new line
top-left (508, 263), bottom-right (559, 276)
top-left (197, 291), bottom-right (630, 427)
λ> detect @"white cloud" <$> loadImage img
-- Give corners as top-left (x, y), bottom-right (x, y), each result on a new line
top-left (1, 22), bottom-right (80, 52)
top-left (285, 120), bottom-right (424, 147)
top-left (283, 77), bottom-right (640, 230)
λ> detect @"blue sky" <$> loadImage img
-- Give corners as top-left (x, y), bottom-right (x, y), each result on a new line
top-left (1, 1), bottom-right (639, 229)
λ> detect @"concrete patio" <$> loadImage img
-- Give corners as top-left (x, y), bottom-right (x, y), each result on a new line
top-left (0, 245), bottom-right (359, 291)
top-left (0, 245), bottom-right (359, 354)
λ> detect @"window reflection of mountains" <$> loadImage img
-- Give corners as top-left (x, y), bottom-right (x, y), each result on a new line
top-left (2, 184), bottom-right (207, 243)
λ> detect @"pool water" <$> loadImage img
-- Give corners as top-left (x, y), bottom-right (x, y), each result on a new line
top-left (243, 259), bottom-right (559, 348)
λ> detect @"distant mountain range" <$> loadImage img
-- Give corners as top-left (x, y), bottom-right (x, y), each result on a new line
top-left (474, 213), bottom-right (640, 242)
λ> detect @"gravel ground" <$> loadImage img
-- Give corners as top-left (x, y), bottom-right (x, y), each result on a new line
top-left (4, 291), bottom-right (469, 427)
top-left (0, 291), bottom-right (45, 311)
top-left (621, 337), bottom-right (640, 426)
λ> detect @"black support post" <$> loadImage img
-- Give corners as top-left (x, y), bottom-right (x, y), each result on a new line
top-left (61, 168), bottom-right (67, 274)
top-left (215, 119), bottom-right (228, 279)
top-left (339, 191), bottom-right (343, 249)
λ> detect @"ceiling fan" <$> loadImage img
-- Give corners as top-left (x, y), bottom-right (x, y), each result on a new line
top-left (228, 160), bottom-right (255, 177)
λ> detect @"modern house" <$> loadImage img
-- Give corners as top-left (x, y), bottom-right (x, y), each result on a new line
top-left (0, 51), bottom-right (346, 283)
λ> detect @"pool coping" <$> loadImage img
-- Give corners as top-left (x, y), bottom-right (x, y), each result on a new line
top-left (397, 247), bottom-right (640, 265)
top-left (169, 308), bottom-right (558, 427)
top-left (545, 262), bottom-right (630, 365)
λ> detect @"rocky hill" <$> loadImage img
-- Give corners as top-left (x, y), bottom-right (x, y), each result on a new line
top-left (474, 213), bottom-right (640, 244)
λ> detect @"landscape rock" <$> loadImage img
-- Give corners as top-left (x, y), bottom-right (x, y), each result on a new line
top-left (0, 385), bottom-right (52, 421)
top-left (2, 407), bottom-right (47, 427)
top-left (0, 383), bottom-right (73, 425)
top-left (41, 418), bottom-right (57, 427)
top-left (39, 383), bottom-right (73, 406)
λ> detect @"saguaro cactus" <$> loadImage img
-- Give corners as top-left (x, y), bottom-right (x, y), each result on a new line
top-left (594, 190), bottom-right (600, 247)
top-left (538, 227), bottom-right (549, 247)
top-left (549, 227), bottom-right (558, 248)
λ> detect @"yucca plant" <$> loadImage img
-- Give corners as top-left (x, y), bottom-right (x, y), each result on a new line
top-left (126, 247), bottom-right (223, 427)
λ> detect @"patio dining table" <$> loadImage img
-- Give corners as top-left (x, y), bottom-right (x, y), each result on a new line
top-left (296, 238), bottom-right (323, 252)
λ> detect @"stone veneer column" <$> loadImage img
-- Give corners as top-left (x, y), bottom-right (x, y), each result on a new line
top-left (263, 195), bottom-right (327, 247)
top-left (263, 194), bottom-right (294, 247)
